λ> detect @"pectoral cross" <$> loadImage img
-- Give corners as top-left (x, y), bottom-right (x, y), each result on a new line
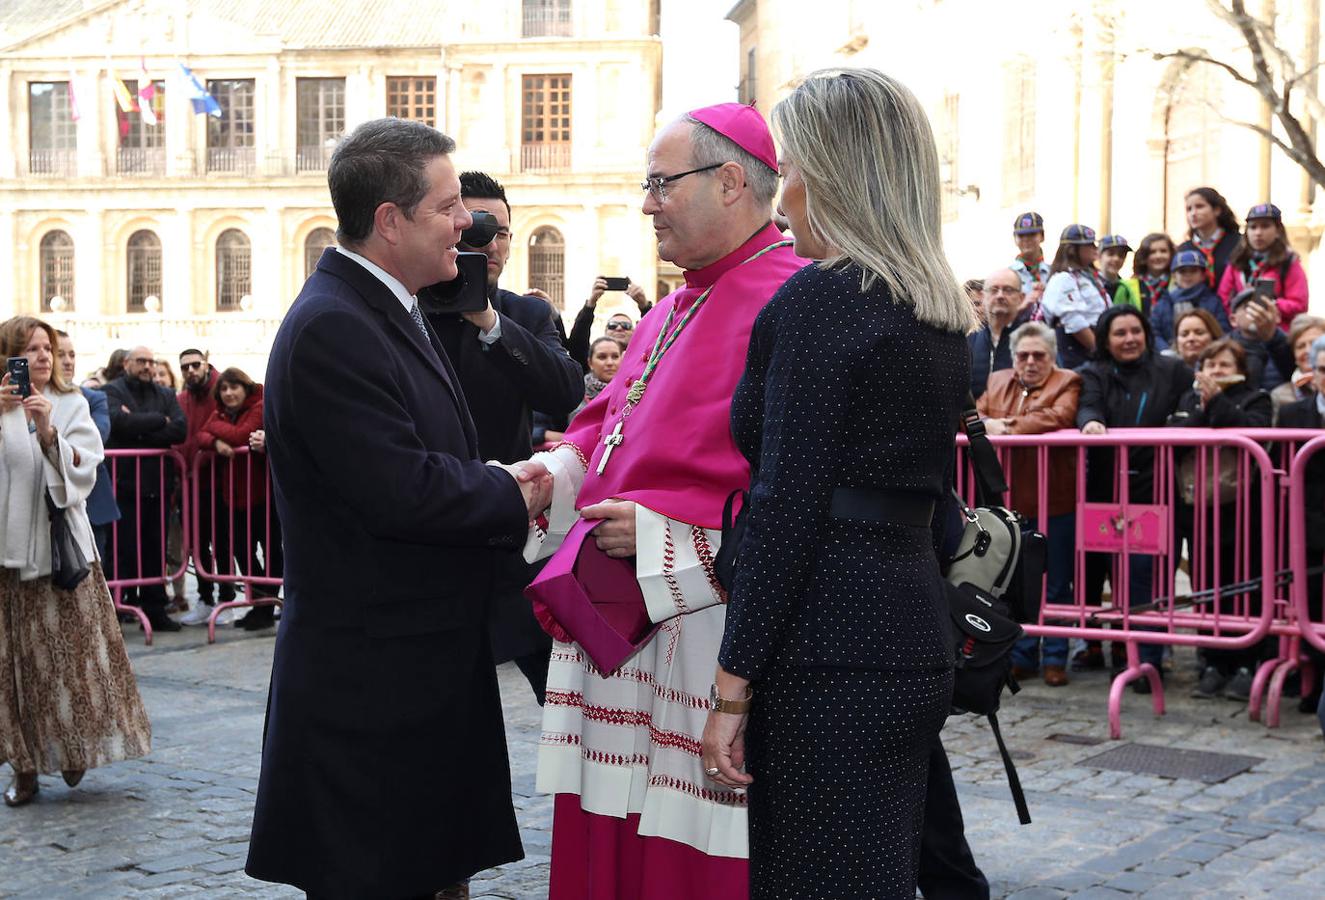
top-left (597, 421), bottom-right (625, 476)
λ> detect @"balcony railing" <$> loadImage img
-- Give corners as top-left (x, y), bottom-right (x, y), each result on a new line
top-left (29, 148), bottom-right (77, 177)
top-left (520, 142), bottom-right (571, 173)
top-left (295, 144), bottom-right (334, 173)
top-left (523, 5), bottom-right (573, 37)
top-left (206, 146), bottom-right (257, 175)
top-left (116, 147), bottom-right (166, 175)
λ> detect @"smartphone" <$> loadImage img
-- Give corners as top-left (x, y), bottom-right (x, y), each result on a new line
top-left (603, 276), bottom-right (630, 291)
top-left (6, 357), bottom-right (30, 398)
top-left (1253, 278), bottom-right (1277, 303)
top-left (418, 252), bottom-right (490, 314)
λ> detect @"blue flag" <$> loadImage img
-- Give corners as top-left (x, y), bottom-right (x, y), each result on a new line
top-left (178, 63), bottom-right (222, 117)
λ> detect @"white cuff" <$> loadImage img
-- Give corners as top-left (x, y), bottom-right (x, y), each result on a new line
top-left (635, 504), bottom-right (725, 624)
top-left (523, 443), bottom-right (587, 562)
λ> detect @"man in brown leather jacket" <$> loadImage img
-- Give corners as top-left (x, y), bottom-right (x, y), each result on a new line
top-left (977, 320), bottom-right (1081, 685)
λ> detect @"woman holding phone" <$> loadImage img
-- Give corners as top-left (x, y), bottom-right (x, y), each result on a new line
top-left (0, 316), bottom-right (151, 807)
top-left (1217, 203), bottom-right (1308, 330)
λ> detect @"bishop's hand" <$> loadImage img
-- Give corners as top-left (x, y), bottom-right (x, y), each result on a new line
top-left (581, 499), bottom-right (636, 558)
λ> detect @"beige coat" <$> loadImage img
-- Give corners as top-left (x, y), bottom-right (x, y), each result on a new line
top-left (0, 387), bottom-right (102, 580)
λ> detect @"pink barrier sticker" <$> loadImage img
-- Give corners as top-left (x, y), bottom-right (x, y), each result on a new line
top-left (1080, 503), bottom-right (1169, 554)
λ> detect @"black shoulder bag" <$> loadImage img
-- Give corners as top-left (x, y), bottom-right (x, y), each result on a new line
top-left (46, 494), bottom-right (91, 591)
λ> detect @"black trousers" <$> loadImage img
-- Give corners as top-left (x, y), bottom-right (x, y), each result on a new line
top-left (919, 738), bottom-right (990, 899)
top-left (196, 488), bottom-right (235, 604)
top-left (113, 493), bottom-right (168, 615)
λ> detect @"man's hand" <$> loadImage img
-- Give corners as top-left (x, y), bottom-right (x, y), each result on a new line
top-left (1247, 300), bottom-right (1281, 341)
top-left (625, 281), bottom-right (648, 313)
top-left (500, 460), bottom-right (554, 521)
top-left (586, 277), bottom-right (608, 310)
top-left (249, 429), bottom-right (266, 453)
top-left (1081, 421), bottom-right (1107, 435)
top-left (983, 417), bottom-right (1010, 436)
top-left (581, 499), bottom-right (636, 558)
top-left (462, 301), bottom-right (499, 334)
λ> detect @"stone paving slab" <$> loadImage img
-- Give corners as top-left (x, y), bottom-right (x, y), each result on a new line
top-left (1, 626), bottom-right (1322, 897)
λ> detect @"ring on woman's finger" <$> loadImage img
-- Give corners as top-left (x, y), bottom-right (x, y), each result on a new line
top-left (705, 767), bottom-right (720, 777)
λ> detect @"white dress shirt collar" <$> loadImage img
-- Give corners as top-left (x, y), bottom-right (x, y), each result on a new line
top-left (335, 245), bottom-right (416, 315)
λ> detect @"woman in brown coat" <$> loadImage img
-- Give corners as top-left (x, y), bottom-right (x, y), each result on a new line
top-left (978, 320), bottom-right (1082, 685)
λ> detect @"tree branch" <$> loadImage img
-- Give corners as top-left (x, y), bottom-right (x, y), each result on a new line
top-left (1151, 49), bottom-right (1257, 89)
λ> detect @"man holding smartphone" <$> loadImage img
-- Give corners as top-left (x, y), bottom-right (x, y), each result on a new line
top-left (421, 170), bottom-right (583, 704)
top-left (247, 120), bottom-right (552, 900)
top-left (1228, 286), bottom-right (1297, 390)
top-left (566, 276), bottom-right (651, 371)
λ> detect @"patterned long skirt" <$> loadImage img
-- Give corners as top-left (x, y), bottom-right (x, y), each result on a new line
top-left (0, 563), bottom-right (152, 775)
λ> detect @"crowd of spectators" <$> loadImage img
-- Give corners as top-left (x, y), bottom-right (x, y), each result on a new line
top-left (967, 187), bottom-right (1324, 710)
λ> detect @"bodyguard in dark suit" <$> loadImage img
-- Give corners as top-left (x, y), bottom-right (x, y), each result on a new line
top-left (246, 119), bottom-right (551, 900)
top-left (423, 171), bottom-right (582, 704)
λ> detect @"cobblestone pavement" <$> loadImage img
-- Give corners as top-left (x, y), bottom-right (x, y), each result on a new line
top-left (1, 625), bottom-right (1322, 898)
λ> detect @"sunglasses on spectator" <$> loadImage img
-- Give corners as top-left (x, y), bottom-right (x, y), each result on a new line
top-left (180, 361), bottom-right (205, 371)
top-left (1014, 351), bottom-right (1050, 362)
top-left (606, 321), bottom-right (633, 331)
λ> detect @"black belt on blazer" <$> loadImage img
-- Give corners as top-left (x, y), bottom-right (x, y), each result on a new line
top-left (829, 487), bottom-right (936, 528)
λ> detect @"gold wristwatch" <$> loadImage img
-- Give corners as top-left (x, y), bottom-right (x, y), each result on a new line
top-left (710, 684), bottom-right (753, 715)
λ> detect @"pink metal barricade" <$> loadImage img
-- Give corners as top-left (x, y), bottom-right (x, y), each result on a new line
top-left (957, 429), bottom-right (1279, 738)
top-left (191, 447), bottom-right (283, 643)
top-left (1283, 435), bottom-right (1325, 722)
top-left (104, 449), bottom-right (191, 646)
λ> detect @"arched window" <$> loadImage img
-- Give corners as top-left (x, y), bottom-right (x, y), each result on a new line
top-left (528, 226), bottom-right (565, 310)
top-left (304, 227), bottom-right (336, 280)
top-left (126, 230), bottom-right (162, 313)
top-left (216, 229), bottom-right (251, 311)
top-left (39, 230), bottom-right (74, 312)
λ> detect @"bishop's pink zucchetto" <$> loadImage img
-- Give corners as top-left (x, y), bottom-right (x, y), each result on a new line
top-left (686, 102), bottom-right (778, 174)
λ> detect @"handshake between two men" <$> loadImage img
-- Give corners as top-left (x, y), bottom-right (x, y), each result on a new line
top-left (495, 458), bottom-right (640, 558)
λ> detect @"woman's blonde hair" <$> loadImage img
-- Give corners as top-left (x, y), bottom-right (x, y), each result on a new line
top-left (0, 316), bottom-right (73, 393)
top-left (771, 67), bottom-right (975, 334)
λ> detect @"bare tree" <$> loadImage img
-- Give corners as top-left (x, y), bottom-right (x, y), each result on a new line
top-left (1153, 0), bottom-right (1325, 189)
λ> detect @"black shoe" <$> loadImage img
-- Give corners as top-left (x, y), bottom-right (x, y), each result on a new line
top-left (240, 606), bottom-right (275, 631)
top-left (1192, 666), bottom-right (1227, 699)
top-left (1072, 646), bottom-right (1105, 671)
top-left (1225, 667), bottom-right (1253, 702)
top-left (146, 612), bottom-right (181, 633)
top-left (1133, 670), bottom-right (1165, 695)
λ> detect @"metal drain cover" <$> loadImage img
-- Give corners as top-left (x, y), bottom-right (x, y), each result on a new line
top-left (1081, 743), bottom-right (1263, 783)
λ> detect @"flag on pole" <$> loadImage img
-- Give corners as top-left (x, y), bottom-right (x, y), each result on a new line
top-left (66, 74), bottom-right (80, 121)
top-left (137, 58), bottom-right (158, 126)
top-left (178, 63), bottom-right (222, 117)
top-left (112, 77), bottom-right (137, 113)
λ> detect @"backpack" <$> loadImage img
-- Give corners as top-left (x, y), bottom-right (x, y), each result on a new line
top-left (941, 398), bottom-right (1044, 825)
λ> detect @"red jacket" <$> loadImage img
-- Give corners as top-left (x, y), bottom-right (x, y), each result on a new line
top-left (175, 367), bottom-right (221, 465)
top-left (197, 384), bottom-right (267, 509)
top-left (1217, 254), bottom-right (1309, 330)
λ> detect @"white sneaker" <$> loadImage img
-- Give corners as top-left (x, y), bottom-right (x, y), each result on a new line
top-left (179, 604), bottom-right (214, 626)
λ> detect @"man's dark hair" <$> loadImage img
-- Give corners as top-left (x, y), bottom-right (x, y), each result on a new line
top-left (179, 348), bottom-right (205, 359)
top-left (328, 119), bottom-right (456, 246)
top-left (459, 171), bottom-right (511, 217)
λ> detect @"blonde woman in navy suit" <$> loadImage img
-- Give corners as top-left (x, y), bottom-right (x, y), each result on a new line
top-left (701, 69), bottom-right (976, 899)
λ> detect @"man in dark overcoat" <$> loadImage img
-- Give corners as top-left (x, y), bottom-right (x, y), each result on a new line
top-left (245, 118), bottom-right (549, 900)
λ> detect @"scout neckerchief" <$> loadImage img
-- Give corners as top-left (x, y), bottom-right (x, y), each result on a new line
top-left (1017, 253), bottom-right (1046, 285)
top-left (1140, 273), bottom-right (1168, 313)
top-left (595, 237), bottom-right (794, 475)
top-left (1194, 228), bottom-right (1223, 287)
top-left (1080, 267), bottom-right (1110, 305)
top-left (1247, 251), bottom-right (1270, 282)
